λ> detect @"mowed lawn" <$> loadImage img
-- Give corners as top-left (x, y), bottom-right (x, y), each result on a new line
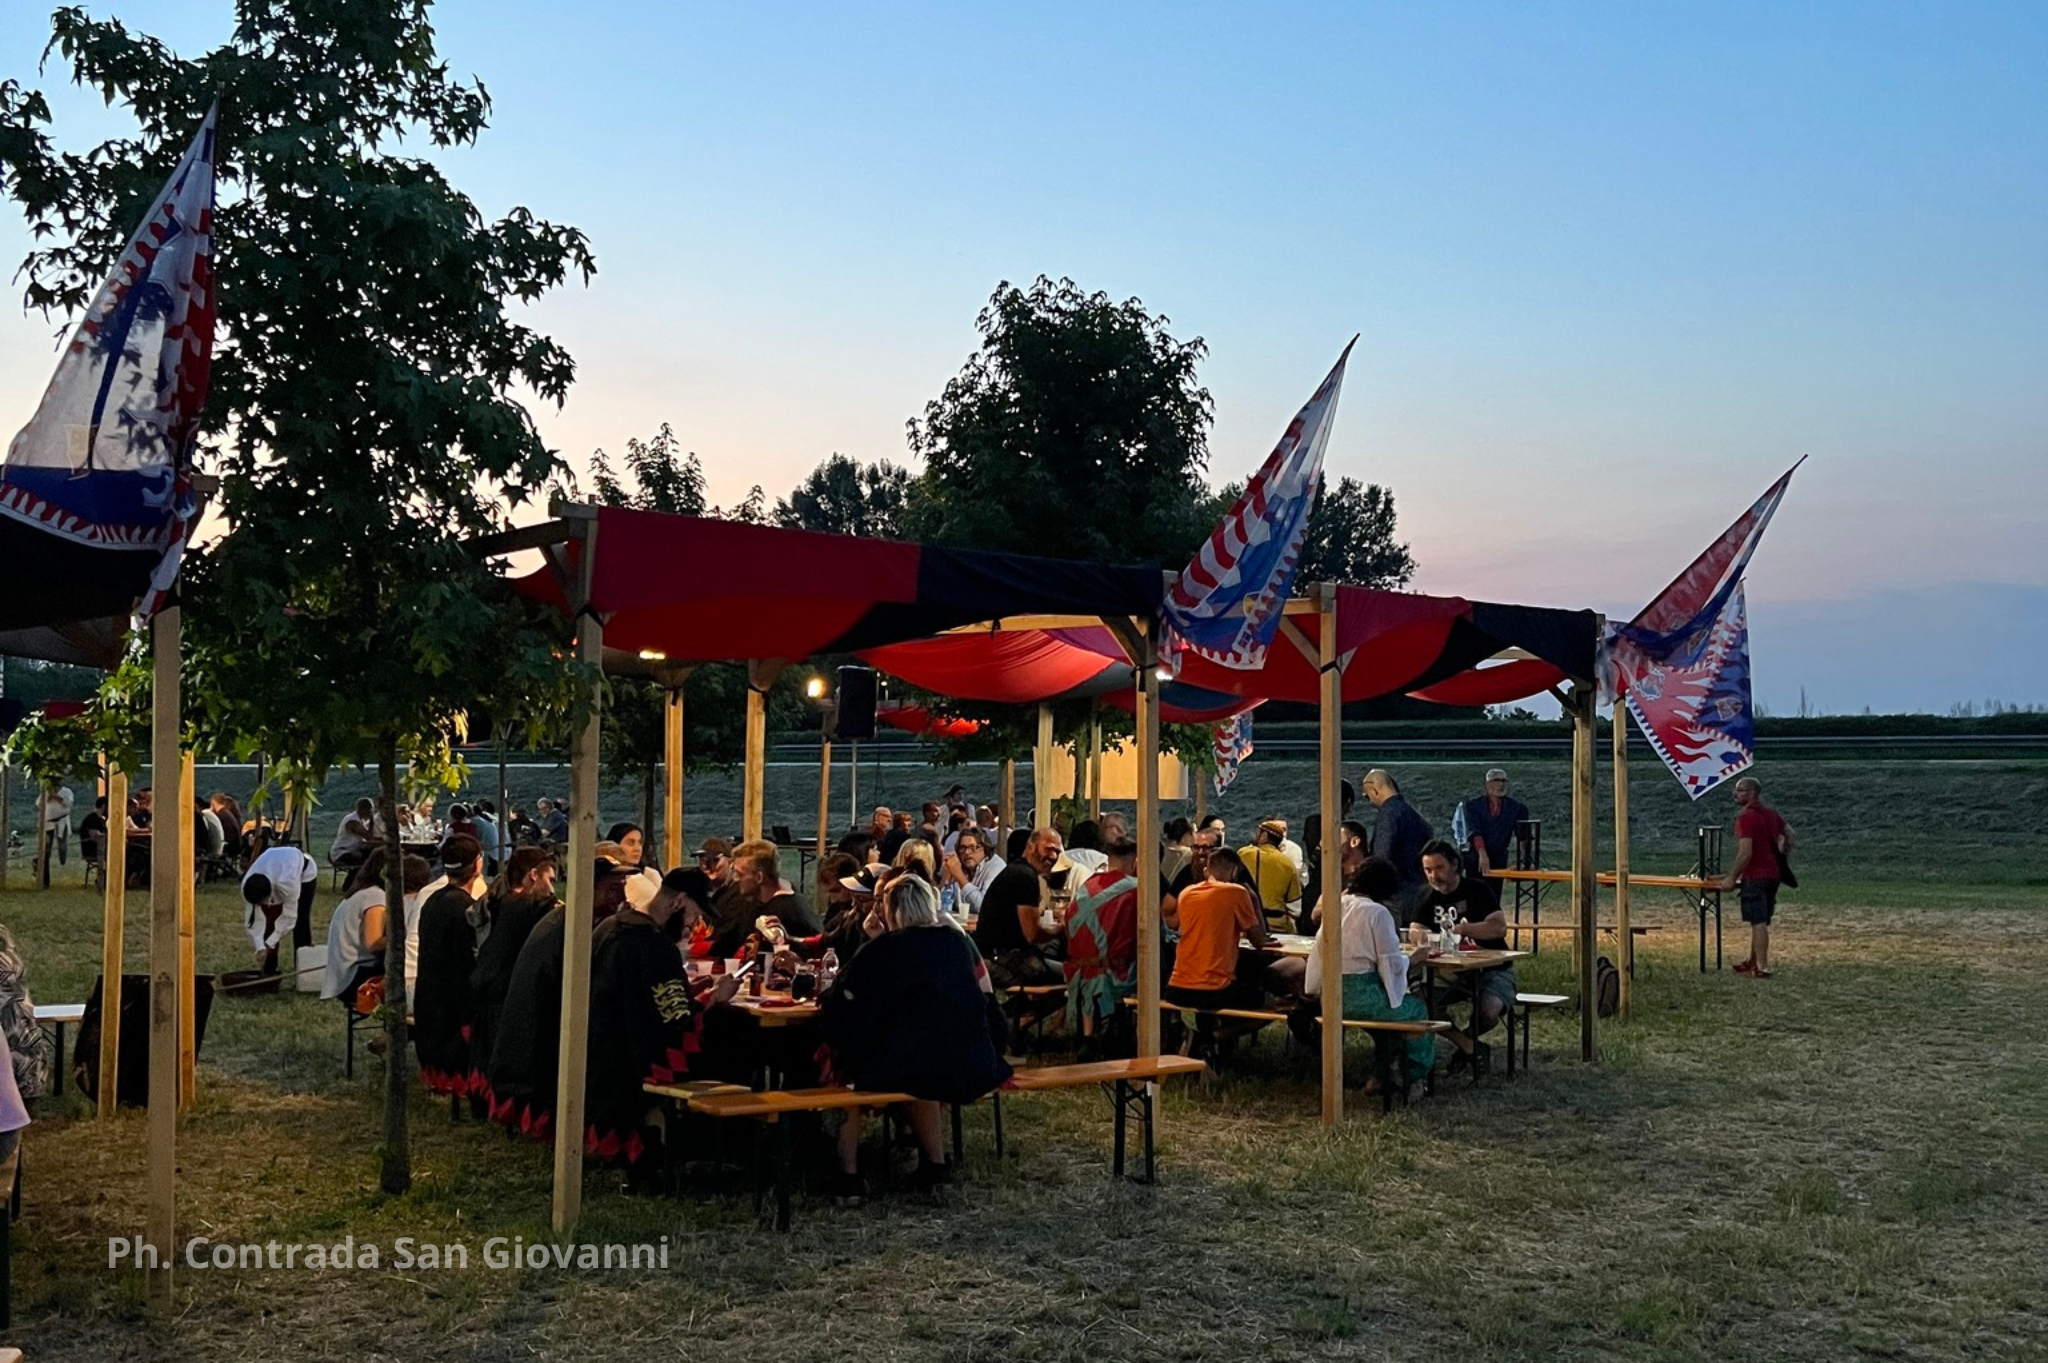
top-left (0, 760), bottom-right (2042, 1361)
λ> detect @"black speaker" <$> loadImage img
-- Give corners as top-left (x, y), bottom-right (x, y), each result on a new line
top-left (835, 666), bottom-right (876, 740)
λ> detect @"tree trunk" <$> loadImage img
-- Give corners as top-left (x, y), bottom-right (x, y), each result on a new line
top-left (378, 739), bottom-right (412, 1195)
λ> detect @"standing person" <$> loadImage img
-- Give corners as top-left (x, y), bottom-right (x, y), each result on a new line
top-left (1719, 776), bottom-right (1792, 978)
top-left (1363, 768), bottom-right (1432, 915)
top-left (412, 835), bottom-right (489, 1099)
top-left (38, 784), bottom-right (74, 881)
top-left (471, 800), bottom-right (501, 873)
top-left (1460, 768), bottom-right (1530, 878)
top-left (241, 843), bottom-right (318, 974)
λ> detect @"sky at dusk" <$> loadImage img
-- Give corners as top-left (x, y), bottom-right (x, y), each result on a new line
top-left (3, 2), bottom-right (2043, 713)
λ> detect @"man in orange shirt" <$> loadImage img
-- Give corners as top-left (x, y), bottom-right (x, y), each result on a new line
top-left (1164, 847), bottom-right (1274, 1057)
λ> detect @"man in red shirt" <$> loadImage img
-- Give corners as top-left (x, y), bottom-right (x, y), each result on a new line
top-left (1717, 777), bottom-right (1792, 977)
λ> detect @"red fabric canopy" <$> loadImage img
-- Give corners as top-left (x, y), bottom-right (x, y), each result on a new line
top-left (511, 506), bottom-right (1165, 663)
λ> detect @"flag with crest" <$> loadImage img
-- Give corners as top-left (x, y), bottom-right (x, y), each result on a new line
top-left (1212, 711), bottom-right (1255, 796)
top-left (1163, 339), bottom-right (1355, 669)
top-left (1, 105), bottom-right (217, 627)
top-left (1607, 462), bottom-right (1799, 799)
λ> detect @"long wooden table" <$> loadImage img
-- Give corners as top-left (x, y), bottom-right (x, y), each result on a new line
top-left (1489, 868), bottom-right (1725, 972)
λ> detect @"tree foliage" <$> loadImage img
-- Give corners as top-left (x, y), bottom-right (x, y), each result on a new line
top-left (0, 0), bottom-right (598, 1195)
top-left (775, 454), bottom-right (909, 539)
top-left (905, 276), bottom-right (1217, 565)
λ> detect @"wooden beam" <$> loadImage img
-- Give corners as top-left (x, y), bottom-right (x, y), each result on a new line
top-left (467, 517), bottom-right (575, 559)
top-left (999, 759), bottom-right (1015, 852)
top-left (1032, 704), bottom-right (1054, 830)
top-left (1613, 701), bottom-right (1632, 1018)
top-left (742, 659), bottom-right (784, 843)
top-left (552, 519), bottom-right (603, 1234)
top-left (1570, 685), bottom-right (1598, 1062)
top-left (98, 764), bottom-right (128, 1121)
top-left (1086, 705), bottom-right (1103, 823)
top-left (1277, 615), bottom-right (1321, 670)
top-left (663, 686), bottom-right (685, 869)
top-left (1134, 619), bottom-right (1162, 1063)
top-left (1317, 584), bottom-right (1345, 1126)
top-left (146, 605), bottom-right (182, 1300)
top-left (815, 739), bottom-right (833, 867)
top-left (178, 750), bottom-right (196, 1110)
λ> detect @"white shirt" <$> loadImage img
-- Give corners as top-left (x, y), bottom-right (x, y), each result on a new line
top-left (1302, 892), bottom-right (1411, 1009)
top-left (1280, 837), bottom-right (1307, 878)
top-left (322, 887), bottom-right (385, 999)
top-left (243, 846), bottom-right (318, 951)
top-left (951, 854), bottom-right (1005, 915)
top-left (405, 875), bottom-right (446, 997)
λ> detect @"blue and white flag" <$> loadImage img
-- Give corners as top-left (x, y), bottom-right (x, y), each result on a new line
top-left (1212, 711), bottom-right (1254, 796)
top-left (2, 105), bottom-right (218, 624)
top-left (1163, 340), bottom-right (1355, 669)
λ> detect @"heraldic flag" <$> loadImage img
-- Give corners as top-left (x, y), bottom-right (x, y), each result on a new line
top-left (1607, 461), bottom-right (1800, 800)
top-left (1162, 339), bottom-right (1356, 669)
top-left (1, 104), bottom-right (218, 631)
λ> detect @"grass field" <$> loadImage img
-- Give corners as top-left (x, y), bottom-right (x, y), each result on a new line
top-left (0, 759), bottom-right (2043, 1360)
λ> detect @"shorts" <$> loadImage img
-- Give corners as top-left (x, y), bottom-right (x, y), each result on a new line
top-left (1740, 879), bottom-right (1779, 925)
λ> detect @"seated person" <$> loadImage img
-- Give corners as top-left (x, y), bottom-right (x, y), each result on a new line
top-left (1163, 847), bottom-right (1274, 1055)
top-left (1415, 838), bottom-right (1514, 1072)
top-left (1238, 820), bottom-right (1304, 929)
top-left (584, 867), bottom-right (741, 1184)
top-left (321, 847), bottom-right (401, 1009)
top-left (1063, 838), bottom-right (1140, 1049)
top-left (973, 827), bottom-right (1065, 989)
top-left (714, 840), bottom-right (821, 958)
top-left (940, 829), bottom-right (1004, 919)
top-left (1277, 856), bottom-right (1434, 1091)
top-left (820, 873), bottom-right (1012, 1203)
top-left (0, 925), bottom-right (53, 1102)
top-left (412, 835), bottom-right (490, 1099)
top-left (78, 798), bottom-right (110, 871)
top-left (329, 798), bottom-right (376, 871)
top-left (467, 847), bottom-right (564, 1085)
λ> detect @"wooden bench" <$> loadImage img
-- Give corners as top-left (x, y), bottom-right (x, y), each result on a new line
top-left (647, 1055), bottom-right (1207, 1228)
top-left (1130, 999), bottom-right (1450, 1111)
top-left (1000, 983), bottom-right (1068, 1050)
top-left (1505, 993), bottom-right (1570, 1074)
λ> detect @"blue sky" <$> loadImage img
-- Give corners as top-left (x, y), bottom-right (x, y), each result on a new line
top-left (4, 2), bottom-right (2044, 712)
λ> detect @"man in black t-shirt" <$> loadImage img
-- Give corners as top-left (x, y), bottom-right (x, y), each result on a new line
top-left (1415, 838), bottom-right (1514, 1071)
top-left (975, 827), bottom-right (1064, 988)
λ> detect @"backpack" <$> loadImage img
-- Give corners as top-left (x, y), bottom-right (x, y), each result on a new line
top-left (1596, 955), bottom-right (1621, 1018)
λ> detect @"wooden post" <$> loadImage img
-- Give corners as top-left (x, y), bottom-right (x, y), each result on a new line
top-left (1613, 700), bottom-right (1633, 1019)
top-left (1032, 704), bottom-right (1053, 831)
top-left (1087, 704), bottom-right (1103, 823)
top-left (98, 764), bottom-right (128, 1120)
top-left (663, 685), bottom-right (685, 867)
top-left (496, 723), bottom-right (511, 861)
top-left (1570, 685), bottom-right (1598, 1062)
top-left (741, 660), bottom-right (782, 843)
top-left (999, 758), bottom-right (1015, 852)
top-left (815, 738), bottom-right (833, 864)
top-left (552, 521), bottom-right (603, 1234)
top-left (0, 763), bottom-right (9, 890)
top-left (1317, 584), bottom-right (1345, 1125)
top-left (178, 750), bottom-right (197, 1110)
top-left (1193, 765), bottom-right (1206, 826)
top-left (146, 605), bottom-right (182, 1299)
top-left (1133, 621), bottom-right (1162, 1062)
top-left (31, 781), bottom-right (48, 890)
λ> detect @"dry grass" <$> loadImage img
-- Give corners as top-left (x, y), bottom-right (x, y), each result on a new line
top-left (1, 766), bottom-right (2044, 1361)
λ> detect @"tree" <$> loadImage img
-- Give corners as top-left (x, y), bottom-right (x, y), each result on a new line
top-left (775, 454), bottom-right (910, 538)
top-left (1, 1), bottom-right (596, 1195)
top-left (590, 423), bottom-right (707, 516)
top-left (906, 276), bottom-right (1218, 565)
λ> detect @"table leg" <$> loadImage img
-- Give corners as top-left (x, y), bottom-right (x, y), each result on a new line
top-left (1110, 1081), bottom-right (1126, 1179)
top-left (773, 1115), bottom-right (793, 1233)
top-left (52, 1023), bottom-right (65, 1096)
top-left (1142, 1082), bottom-right (1156, 1184)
